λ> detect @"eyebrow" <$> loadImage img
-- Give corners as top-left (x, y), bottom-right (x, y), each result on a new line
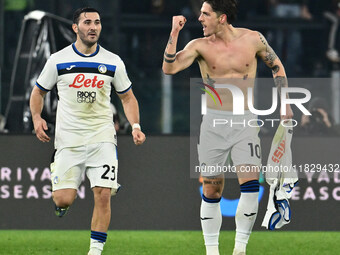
top-left (83, 19), bottom-right (101, 22)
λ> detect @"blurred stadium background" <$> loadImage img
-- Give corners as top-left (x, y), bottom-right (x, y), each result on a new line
top-left (0, 0), bottom-right (340, 254)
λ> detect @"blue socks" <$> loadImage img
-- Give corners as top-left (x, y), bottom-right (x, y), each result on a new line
top-left (91, 231), bottom-right (107, 243)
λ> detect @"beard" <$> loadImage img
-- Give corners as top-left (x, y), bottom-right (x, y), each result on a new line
top-left (78, 29), bottom-right (100, 47)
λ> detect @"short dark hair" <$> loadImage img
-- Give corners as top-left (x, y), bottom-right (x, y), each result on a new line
top-left (203, 0), bottom-right (238, 24)
top-left (73, 7), bottom-right (100, 24)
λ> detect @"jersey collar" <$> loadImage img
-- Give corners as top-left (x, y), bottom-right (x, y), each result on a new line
top-left (72, 43), bottom-right (100, 57)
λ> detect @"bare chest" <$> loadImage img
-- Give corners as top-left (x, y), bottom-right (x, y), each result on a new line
top-left (198, 41), bottom-right (257, 77)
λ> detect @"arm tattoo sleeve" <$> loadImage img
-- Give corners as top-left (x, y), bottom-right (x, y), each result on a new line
top-left (164, 51), bottom-right (176, 63)
top-left (164, 52), bottom-right (176, 58)
top-left (163, 51), bottom-right (176, 63)
top-left (258, 32), bottom-right (279, 68)
top-left (272, 65), bottom-right (280, 75)
top-left (167, 35), bottom-right (173, 45)
top-left (258, 32), bottom-right (267, 47)
top-left (259, 33), bottom-right (287, 98)
top-left (163, 57), bottom-right (176, 63)
top-left (274, 76), bottom-right (288, 97)
top-left (164, 36), bottom-right (176, 63)
top-left (264, 48), bottom-right (278, 67)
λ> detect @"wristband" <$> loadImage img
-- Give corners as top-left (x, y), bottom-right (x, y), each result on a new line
top-left (132, 123), bottom-right (141, 130)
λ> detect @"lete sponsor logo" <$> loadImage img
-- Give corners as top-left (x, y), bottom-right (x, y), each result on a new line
top-left (69, 74), bottom-right (104, 89)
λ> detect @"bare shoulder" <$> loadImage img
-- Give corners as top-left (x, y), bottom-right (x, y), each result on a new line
top-left (251, 30), bottom-right (268, 48)
top-left (184, 37), bottom-right (207, 49)
top-left (236, 28), bottom-right (263, 43)
top-left (182, 38), bottom-right (210, 57)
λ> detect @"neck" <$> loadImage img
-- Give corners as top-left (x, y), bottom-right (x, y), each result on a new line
top-left (214, 24), bottom-right (236, 43)
top-left (74, 40), bottom-right (97, 55)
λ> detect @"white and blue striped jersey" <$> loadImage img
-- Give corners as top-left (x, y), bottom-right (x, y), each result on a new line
top-left (36, 43), bottom-right (131, 149)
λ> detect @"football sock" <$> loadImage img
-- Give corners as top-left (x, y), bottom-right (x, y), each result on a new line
top-left (90, 231), bottom-right (107, 253)
top-left (206, 245), bottom-right (220, 255)
top-left (234, 180), bottom-right (259, 253)
top-left (200, 194), bottom-right (222, 255)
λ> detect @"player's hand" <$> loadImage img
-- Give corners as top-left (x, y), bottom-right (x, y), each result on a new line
top-left (281, 104), bottom-right (294, 121)
top-left (132, 129), bottom-right (146, 146)
top-left (317, 108), bottom-right (332, 128)
top-left (33, 116), bottom-right (50, 142)
top-left (172, 15), bottom-right (187, 33)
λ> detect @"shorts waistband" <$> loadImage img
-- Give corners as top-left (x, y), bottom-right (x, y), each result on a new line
top-left (206, 108), bottom-right (253, 116)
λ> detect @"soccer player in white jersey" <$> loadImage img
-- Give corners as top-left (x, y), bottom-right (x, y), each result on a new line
top-left (30, 7), bottom-right (146, 255)
top-left (162, 1), bottom-right (293, 254)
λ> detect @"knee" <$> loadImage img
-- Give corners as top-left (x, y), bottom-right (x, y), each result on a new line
top-left (53, 191), bottom-right (76, 208)
top-left (94, 188), bottom-right (111, 207)
top-left (203, 188), bottom-right (222, 199)
top-left (202, 179), bottom-right (223, 199)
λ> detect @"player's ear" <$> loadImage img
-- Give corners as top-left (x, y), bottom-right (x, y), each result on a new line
top-left (219, 14), bottom-right (227, 24)
top-left (72, 23), bottom-right (78, 34)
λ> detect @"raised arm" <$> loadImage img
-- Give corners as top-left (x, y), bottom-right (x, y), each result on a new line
top-left (256, 32), bottom-right (293, 119)
top-left (118, 89), bottom-right (146, 145)
top-left (162, 15), bottom-right (199, 75)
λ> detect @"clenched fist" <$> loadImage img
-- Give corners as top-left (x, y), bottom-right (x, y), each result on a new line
top-left (172, 15), bottom-right (187, 33)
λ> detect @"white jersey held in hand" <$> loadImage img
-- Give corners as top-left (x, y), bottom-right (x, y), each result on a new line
top-left (261, 120), bottom-right (298, 230)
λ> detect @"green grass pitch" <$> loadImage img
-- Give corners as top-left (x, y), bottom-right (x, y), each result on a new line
top-left (0, 230), bottom-right (338, 254)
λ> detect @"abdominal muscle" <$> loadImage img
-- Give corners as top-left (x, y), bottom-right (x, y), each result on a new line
top-left (205, 79), bottom-right (256, 112)
top-left (198, 57), bottom-right (258, 112)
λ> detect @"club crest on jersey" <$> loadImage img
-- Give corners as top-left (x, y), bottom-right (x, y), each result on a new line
top-left (53, 176), bottom-right (59, 184)
top-left (98, 64), bottom-right (107, 74)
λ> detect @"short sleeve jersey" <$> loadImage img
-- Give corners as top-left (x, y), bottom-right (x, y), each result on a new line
top-left (36, 43), bottom-right (131, 150)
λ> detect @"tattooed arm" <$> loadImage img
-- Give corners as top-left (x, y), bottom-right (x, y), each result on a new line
top-left (162, 15), bottom-right (199, 75)
top-left (256, 32), bottom-right (293, 119)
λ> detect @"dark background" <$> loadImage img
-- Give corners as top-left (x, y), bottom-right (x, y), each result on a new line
top-left (1, 0), bottom-right (340, 134)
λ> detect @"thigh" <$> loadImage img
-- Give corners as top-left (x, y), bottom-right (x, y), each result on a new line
top-left (51, 146), bottom-right (86, 191)
top-left (198, 115), bottom-right (231, 177)
top-left (86, 143), bottom-right (118, 191)
top-left (231, 126), bottom-right (261, 168)
top-left (52, 188), bottom-right (78, 204)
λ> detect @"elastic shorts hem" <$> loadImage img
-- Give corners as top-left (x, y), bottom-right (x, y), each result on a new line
top-left (233, 161), bottom-right (261, 167)
top-left (90, 184), bottom-right (114, 189)
top-left (206, 108), bottom-right (252, 116)
top-left (52, 185), bottom-right (78, 192)
top-left (200, 172), bottom-right (225, 178)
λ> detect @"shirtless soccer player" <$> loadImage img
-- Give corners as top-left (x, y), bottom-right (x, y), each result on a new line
top-left (162, 1), bottom-right (293, 255)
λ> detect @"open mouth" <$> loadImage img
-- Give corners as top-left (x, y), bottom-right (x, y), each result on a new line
top-left (88, 32), bottom-right (96, 37)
